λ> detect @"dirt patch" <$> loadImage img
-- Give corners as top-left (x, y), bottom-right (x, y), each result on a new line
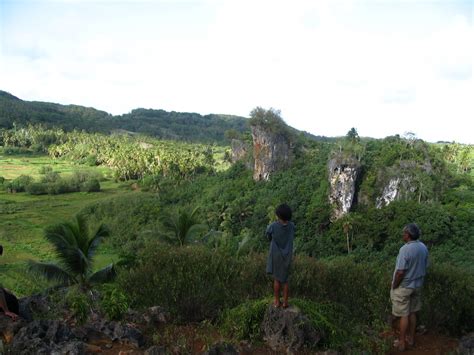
top-left (388, 331), bottom-right (458, 355)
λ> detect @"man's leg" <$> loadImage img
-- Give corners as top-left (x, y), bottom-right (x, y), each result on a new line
top-left (407, 312), bottom-right (417, 346)
top-left (398, 315), bottom-right (409, 350)
top-left (273, 279), bottom-right (281, 307)
top-left (282, 282), bottom-right (289, 308)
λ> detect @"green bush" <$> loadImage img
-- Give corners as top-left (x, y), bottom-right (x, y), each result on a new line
top-left (6, 174), bottom-right (34, 192)
top-left (25, 182), bottom-right (48, 195)
top-left (99, 283), bottom-right (130, 320)
top-left (38, 165), bottom-right (53, 174)
top-left (118, 245), bottom-right (473, 335)
top-left (421, 263), bottom-right (474, 334)
top-left (220, 298), bottom-right (269, 341)
top-left (65, 287), bottom-right (92, 324)
top-left (0, 176), bottom-right (5, 185)
top-left (80, 178), bottom-right (101, 192)
top-left (40, 171), bottom-right (60, 183)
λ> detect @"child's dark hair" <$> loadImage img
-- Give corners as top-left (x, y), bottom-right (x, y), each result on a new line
top-left (276, 204), bottom-right (292, 221)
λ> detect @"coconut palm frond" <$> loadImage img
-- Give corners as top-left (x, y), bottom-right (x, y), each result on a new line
top-left (87, 223), bottom-right (110, 261)
top-left (186, 223), bottom-right (208, 240)
top-left (27, 260), bottom-right (75, 285)
top-left (88, 264), bottom-right (116, 284)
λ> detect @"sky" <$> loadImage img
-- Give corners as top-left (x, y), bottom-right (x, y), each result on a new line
top-left (0, 0), bottom-right (472, 143)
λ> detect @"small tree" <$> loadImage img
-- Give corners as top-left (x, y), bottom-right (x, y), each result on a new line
top-left (28, 215), bottom-right (115, 289)
top-left (160, 207), bottom-right (208, 246)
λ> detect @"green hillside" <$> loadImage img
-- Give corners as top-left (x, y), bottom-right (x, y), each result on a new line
top-left (0, 90), bottom-right (248, 144)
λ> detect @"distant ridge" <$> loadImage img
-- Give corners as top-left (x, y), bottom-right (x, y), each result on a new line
top-left (0, 90), bottom-right (248, 144)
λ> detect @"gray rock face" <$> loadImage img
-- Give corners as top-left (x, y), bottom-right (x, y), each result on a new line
top-left (262, 305), bottom-right (322, 353)
top-left (328, 157), bottom-right (360, 220)
top-left (8, 320), bottom-right (85, 355)
top-left (459, 333), bottom-right (474, 355)
top-left (375, 175), bottom-right (416, 208)
top-left (251, 125), bottom-right (292, 181)
top-left (230, 139), bottom-right (250, 165)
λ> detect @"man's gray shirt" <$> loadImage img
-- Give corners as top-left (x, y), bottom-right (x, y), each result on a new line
top-left (393, 240), bottom-right (429, 288)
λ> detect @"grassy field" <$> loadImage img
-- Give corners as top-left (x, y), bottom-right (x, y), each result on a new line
top-left (0, 154), bottom-right (134, 295)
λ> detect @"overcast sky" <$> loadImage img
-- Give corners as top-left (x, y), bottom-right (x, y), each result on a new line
top-left (0, 0), bottom-right (472, 143)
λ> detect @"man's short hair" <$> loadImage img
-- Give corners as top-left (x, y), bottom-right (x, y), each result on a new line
top-left (276, 204), bottom-right (292, 221)
top-left (403, 223), bottom-right (421, 240)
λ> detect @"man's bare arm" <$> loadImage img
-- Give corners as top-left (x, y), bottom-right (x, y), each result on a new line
top-left (392, 269), bottom-right (405, 289)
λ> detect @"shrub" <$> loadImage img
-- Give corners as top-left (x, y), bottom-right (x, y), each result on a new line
top-left (6, 174), bottom-right (34, 192)
top-left (65, 286), bottom-right (92, 324)
top-left (38, 166), bottom-right (53, 174)
top-left (421, 263), bottom-right (474, 334)
top-left (220, 298), bottom-right (269, 341)
top-left (25, 182), bottom-right (48, 195)
top-left (40, 171), bottom-right (60, 183)
top-left (80, 179), bottom-right (101, 192)
top-left (99, 283), bottom-right (130, 320)
top-left (0, 176), bottom-right (5, 185)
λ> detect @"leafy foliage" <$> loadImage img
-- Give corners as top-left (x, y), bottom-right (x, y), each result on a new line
top-left (28, 215), bottom-right (115, 288)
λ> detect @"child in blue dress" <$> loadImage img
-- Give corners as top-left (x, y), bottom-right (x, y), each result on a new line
top-left (266, 204), bottom-right (295, 308)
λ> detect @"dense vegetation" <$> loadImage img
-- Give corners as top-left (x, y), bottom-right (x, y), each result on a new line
top-left (0, 100), bottom-right (473, 352)
top-left (0, 90), bottom-right (247, 143)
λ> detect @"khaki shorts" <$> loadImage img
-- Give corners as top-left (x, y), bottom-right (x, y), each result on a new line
top-left (390, 287), bottom-right (422, 317)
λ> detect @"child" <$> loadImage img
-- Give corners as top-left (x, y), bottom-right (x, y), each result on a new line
top-left (265, 204), bottom-right (295, 308)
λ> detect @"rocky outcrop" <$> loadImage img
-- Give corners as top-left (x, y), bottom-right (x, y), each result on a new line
top-left (375, 160), bottom-right (432, 209)
top-left (204, 341), bottom-right (239, 355)
top-left (230, 139), bottom-right (250, 165)
top-left (375, 175), bottom-right (416, 208)
top-left (328, 156), bottom-right (360, 220)
top-left (251, 125), bottom-right (292, 181)
top-left (262, 305), bottom-right (322, 353)
top-left (0, 293), bottom-right (171, 354)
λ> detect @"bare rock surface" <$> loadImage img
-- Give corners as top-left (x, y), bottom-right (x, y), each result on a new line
top-left (262, 305), bottom-right (322, 353)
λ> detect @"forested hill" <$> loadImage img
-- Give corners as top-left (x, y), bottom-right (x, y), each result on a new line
top-left (0, 90), bottom-right (248, 144)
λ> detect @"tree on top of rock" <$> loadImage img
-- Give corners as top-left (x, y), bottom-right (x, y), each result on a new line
top-left (248, 107), bottom-right (292, 141)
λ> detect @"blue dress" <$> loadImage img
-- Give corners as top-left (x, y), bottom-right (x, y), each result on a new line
top-left (265, 221), bottom-right (295, 283)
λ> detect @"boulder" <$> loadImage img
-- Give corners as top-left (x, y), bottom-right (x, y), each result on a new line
top-left (86, 319), bottom-right (145, 348)
top-left (262, 305), bottom-right (322, 353)
top-left (8, 320), bottom-right (86, 354)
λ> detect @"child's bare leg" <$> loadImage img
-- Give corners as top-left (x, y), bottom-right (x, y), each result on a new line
top-left (273, 280), bottom-right (281, 307)
top-left (282, 282), bottom-right (289, 308)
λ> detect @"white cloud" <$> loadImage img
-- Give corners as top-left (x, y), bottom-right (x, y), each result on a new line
top-left (0, 0), bottom-right (472, 142)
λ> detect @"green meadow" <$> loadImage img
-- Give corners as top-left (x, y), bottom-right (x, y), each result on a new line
top-left (0, 154), bottom-right (130, 295)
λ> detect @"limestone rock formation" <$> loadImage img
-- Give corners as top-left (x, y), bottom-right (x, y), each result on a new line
top-left (375, 160), bottom-right (432, 209)
top-left (262, 305), bottom-right (322, 353)
top-left (328, 156), bottom-right (360, 220)
top-left (375, 175), bottom-right (416, 208)
top-left (230, 139), bottom-right (250, 164)
top-left (251, 125), bottom-right (292, 181)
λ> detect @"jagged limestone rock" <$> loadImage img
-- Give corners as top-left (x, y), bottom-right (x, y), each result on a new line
top-left (262, 305), bottom-right (322, 353)
top-left (251, 125), bottom-right (292, 181)
top-left (230, 139), bottom-right (249, 164)
top-left (328, 157), bottom-right (360, 220)
top-left (375, 175), bottom-right (416, 208)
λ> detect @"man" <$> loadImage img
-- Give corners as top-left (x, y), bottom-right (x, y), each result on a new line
top-left (0, 244), bottom-right (20, 321)
top-left (391, 223), bottom-right (429, 351)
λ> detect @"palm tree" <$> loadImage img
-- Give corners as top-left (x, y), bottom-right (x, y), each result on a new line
top-left (28, 215), bottom-right (115, 289)
top-left (160, 207), bottom-right (208, 246)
